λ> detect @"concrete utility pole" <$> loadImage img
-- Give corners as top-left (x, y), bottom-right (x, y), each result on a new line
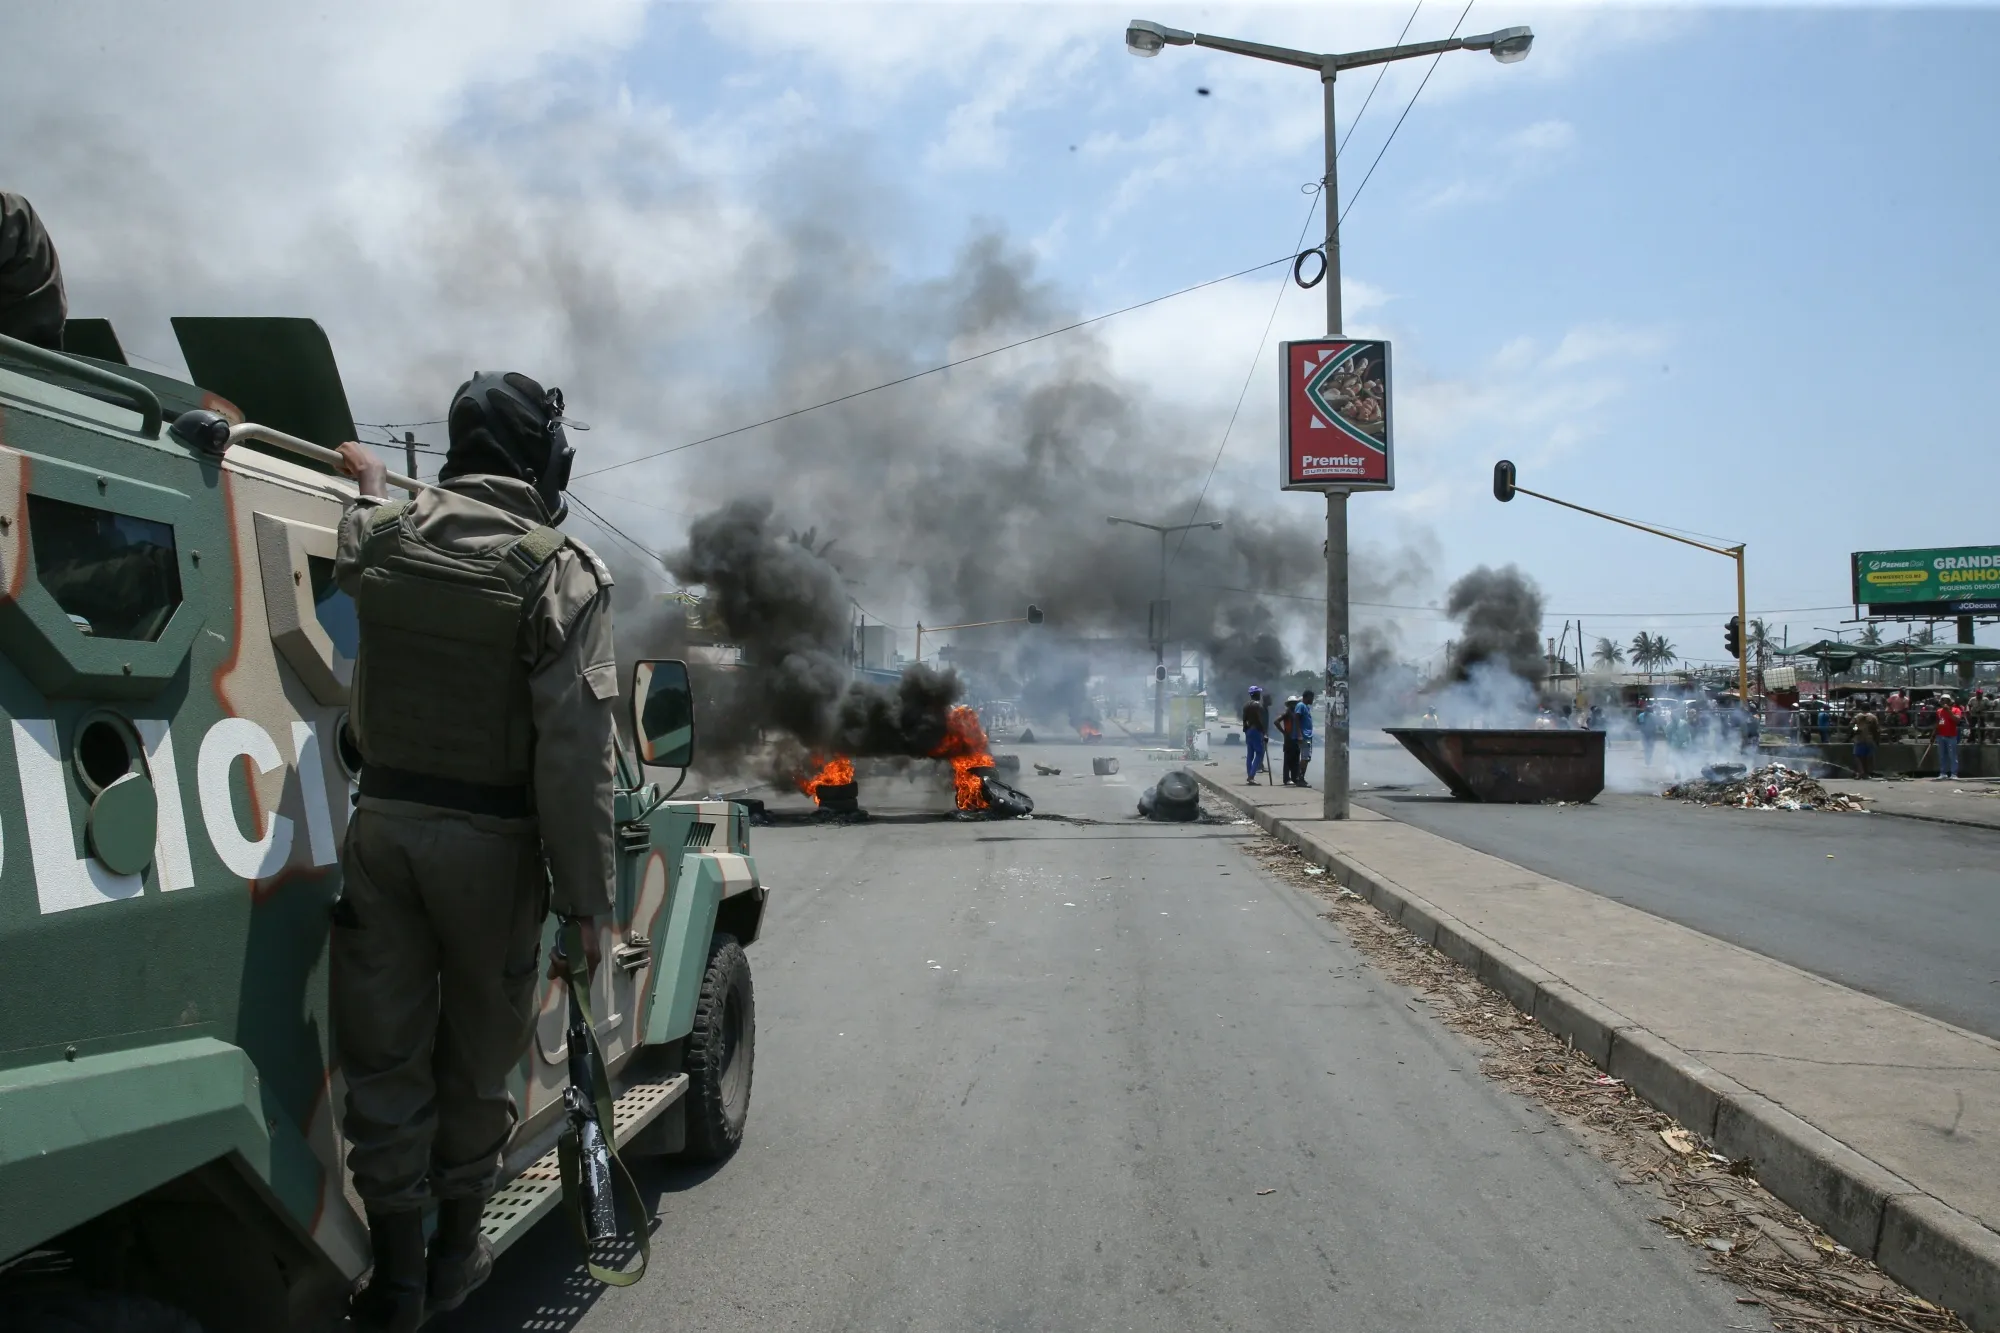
top-left (1126, 17), bottom-right (1533, 819)
top-left (1108, 516), bottom-right (1222, 736)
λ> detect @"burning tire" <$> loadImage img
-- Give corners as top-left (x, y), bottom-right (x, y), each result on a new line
top-left (976, 772), bottom-right (1035, 818)
top-left (681, 933), bottom-right (754, 1162)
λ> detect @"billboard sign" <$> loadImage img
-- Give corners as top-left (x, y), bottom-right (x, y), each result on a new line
top-left (1280, 339), bottom-right (1392, 492)
top-left (1851, 545), bottom-right (2000, 616)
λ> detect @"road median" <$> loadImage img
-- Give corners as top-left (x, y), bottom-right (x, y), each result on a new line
top-left (1197, 771), bottom-right (2000, 1331)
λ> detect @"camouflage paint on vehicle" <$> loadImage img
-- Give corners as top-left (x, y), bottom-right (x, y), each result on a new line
top-left (0, 328), bottom-right (763, 1326)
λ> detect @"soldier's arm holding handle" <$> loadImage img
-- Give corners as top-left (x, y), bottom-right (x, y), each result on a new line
top-left (334, 441), bottom-right (390, 499)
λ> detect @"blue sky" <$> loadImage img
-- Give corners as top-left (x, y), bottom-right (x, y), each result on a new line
top-left (611, 2), bottom-right (1999, 663)
top-left (10, 1), bottom-right (1996, 669)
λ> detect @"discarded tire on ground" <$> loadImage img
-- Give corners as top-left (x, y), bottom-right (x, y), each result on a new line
top-left (1138, 768), bottom-right (1200, 821)
top-left (978, 773), bottom-right (1035, 817)
top-left (992, 753), bottom-right (1021, 772)
top-left (1091, 757), bottom-right (1120, 776)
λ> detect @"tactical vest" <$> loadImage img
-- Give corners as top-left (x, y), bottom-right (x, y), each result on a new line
top-left (350, 499), bottom-right (566, 791)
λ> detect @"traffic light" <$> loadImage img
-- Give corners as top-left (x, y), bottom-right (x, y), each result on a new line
top-left (1724, 615), bottom-right (1741, 659)
top-left (1493, 460), bottom-right (1517, 502)
top-left (1155, 665), bottom-right (1168, 682)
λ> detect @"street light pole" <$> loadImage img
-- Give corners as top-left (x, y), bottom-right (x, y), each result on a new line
top-left (1126, 17), bottom-right (1532, 818)
top-left (1108, 515), bottom-right (1223, 736)
top-left (1319, 62), bottom-right (1352, 820)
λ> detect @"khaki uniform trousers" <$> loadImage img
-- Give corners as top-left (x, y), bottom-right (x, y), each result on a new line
top-left (332, 797), bottom-right (548, 1212)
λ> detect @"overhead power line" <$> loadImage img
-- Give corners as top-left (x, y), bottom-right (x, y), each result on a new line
top-left (566, 492), bottom-right (661, 567)
top-left (1169, 190), bottom-right (1324, 567)
top-left (1338, 0), bottom-right (1478, 228)
top-left (573, 249), bottom-right (1311, 481)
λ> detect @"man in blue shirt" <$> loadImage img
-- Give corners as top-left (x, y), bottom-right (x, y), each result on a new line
top-left (1294, 690), bottom-right (1316, 786)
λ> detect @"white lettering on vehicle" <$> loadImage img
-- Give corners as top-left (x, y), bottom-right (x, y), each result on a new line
top-left (136, 718), bottom-right (196, 892)
top-left (14, 718), bottom-right (144, 914)
top-left (197, 717), bottom-right (296, 881)
top-left (15, 715), bottom-right (345, 913)
top-left (291, 720), bottom-right (338, 868)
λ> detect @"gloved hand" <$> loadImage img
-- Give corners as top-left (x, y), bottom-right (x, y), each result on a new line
top-left (547, 915), bottom-right (603, 981)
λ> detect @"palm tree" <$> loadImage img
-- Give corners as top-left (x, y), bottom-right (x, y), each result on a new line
top-left (1592, 637), bottom-right (1626, 672)
top-left (1654, 637), bottom-right (1678, 673)
top-left (1629, 632), bottom-right (1655, 677)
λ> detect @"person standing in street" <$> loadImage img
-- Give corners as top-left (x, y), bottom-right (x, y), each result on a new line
top-left (1296, 690), bottom-right (1317, 787)
top-left (1935, 694), bottom-right (1964, 780)
top-left (1242, 686), bottom-right (1268, 783)
top-left (1277, 693), bottom-right (1302, 785)
top-left (331, 372), bottom-right (618, 1332)
top-left (1851, 704), bottom-right (1881, 780)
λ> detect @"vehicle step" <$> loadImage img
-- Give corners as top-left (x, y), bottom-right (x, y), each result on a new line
top-left (478, 1072), bottom-right (688, 1259)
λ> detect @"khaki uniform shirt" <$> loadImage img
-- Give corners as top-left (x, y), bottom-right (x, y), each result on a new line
top-left (336, 475), bottom-right (619, 918)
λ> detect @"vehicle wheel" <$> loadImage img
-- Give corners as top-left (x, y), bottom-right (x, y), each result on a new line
top-left (680, 933), bottom-right (753, 1162)
top-left (0, 1291), bottom-right (206, 1333)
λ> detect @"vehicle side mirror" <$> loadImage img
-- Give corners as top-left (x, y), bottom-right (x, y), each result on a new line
top-left (631, 659), bottom-right (695, 768)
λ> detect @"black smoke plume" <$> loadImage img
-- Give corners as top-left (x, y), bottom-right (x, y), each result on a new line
top-left (1443, 565), bottom-right (1546, 682)
top-left (660, 497), bottom-right (963, 782)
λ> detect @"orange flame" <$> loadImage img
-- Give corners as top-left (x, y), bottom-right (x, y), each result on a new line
top-left (797, 755), bottom-right (855, 802)
top-left (1076, 720), bottom-right (1102, 740)
top-left (929, 705), bottom-right (994, 810)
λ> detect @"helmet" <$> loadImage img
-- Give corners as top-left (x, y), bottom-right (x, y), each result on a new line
top-left (441, 371), bottom-right (581, 522)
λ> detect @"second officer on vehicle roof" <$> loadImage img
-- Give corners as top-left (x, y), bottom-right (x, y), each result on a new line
top-left (332, 372), bottom-right (618, 1332)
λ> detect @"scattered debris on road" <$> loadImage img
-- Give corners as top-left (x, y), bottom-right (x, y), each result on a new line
top-left (1034, 763), bottom-right (1062, 776)
top-left (1243, 832), bottom-right (1971, 1333)
top-left (1663, 763), bottom-right (1868, 813)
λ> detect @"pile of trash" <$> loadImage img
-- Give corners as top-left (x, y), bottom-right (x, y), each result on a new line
top-left (1663, 762), bottom-right (1866, 812)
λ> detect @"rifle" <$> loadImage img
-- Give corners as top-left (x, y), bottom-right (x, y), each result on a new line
top-left (553, 917), bottom-right (650, 1286)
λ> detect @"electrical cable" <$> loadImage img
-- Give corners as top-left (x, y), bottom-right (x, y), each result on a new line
top-left (1160, 1), bottom-right (1426, 572)
top-left (1338, 0), bottom-right (1477, 228)
top-left (1336, 0), bottom-right (1427, 158)
top-left (566, 492), bottom-right (661, 566)
top-left (1175, 580), bottom-right (1852, 620)
top-left (1165, 189), bottom-right (1324, 569)
top-left (572, 249), bottom-right (1310, 481)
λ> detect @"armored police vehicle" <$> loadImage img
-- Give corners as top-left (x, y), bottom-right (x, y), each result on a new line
top-left (0, 318), bottom-right (763, 1331)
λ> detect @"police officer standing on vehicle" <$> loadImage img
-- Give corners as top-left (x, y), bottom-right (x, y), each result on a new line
top-left (332, 373), bottom-right (618, 1332)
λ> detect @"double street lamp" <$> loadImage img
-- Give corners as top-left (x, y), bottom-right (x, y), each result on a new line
top-left (1126, 16), bottom-right (1532, 820)
top-left (1107, 515), bottom-right (1224, 736)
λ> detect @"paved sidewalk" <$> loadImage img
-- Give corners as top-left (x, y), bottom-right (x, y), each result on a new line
top-left (1198, 773), bottom-right (2000, 1330)
top-left (1824, 777), bottom-right (2000, 833)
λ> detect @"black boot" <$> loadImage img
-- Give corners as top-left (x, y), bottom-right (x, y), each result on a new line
top-left (427, 1196), bottom-right (495, 1314)
top-left (351, 1208), bottom-right (427, 1332)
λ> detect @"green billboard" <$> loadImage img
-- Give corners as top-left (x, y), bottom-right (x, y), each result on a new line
top-left (1851, 545), bottom-right (2000, 615)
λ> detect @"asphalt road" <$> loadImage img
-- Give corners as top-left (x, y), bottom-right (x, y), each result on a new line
top-left (449, 741), bottom-right (1760, 1332)
top-left (1351, 776), bottom-right (2000, 1040)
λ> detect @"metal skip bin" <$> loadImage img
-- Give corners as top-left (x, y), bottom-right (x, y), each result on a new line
top-left (1383, 728), bottom-right (1606, 804)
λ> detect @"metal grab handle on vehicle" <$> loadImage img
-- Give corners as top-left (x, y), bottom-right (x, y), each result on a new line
top-left (0, 331), bottom-right (163, 437)
top-left (226, 422), bottom-right (423, 493)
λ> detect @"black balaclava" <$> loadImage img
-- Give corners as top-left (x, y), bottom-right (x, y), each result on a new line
top-left (441, 371), bottom-right (578, 523)
top-left (0, 193), bottom-right (67, 350)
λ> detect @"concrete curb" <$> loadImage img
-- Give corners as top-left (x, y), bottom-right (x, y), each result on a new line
top-left (1199, 773), bottom-right (2000, 1331)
